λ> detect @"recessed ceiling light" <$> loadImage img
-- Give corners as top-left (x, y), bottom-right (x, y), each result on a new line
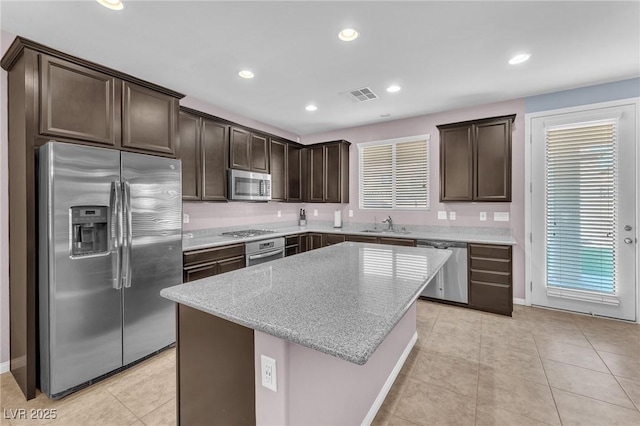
top-left (508, 54), bottom-right (531, 65)
top-left (386, 85), bottom-right (402, 93)
top-left (380, 113), bottom-right (391, 118)
top-left (96, 0), bottom-right (124, 10)
top-left (238, 70), bottom-right (255, 79)
top-left (305, 105), bottom-right (318, 112)
top-left (338, 28), bottom-right (359, 42)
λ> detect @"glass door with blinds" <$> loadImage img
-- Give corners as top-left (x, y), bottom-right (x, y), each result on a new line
top-left (530, 102), bottom-right (637, 321)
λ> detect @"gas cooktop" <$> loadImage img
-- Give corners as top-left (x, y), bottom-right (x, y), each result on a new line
top-left (220, 229), bottom-right (276, 238)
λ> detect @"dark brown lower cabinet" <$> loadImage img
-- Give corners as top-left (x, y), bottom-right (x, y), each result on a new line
top-left (468, 243), bottom-right (512, 316)
top-left (183, 243), bottom-right (245, 282)
top-left (324, 233), bottom-right (346, 246)
top-left (285, 235), bottom-right (299, 257)
top-left (345, 234), bottom-right (378, 243)
top-left (177, 304), bottom-right (255, 425)
top-left (378, 237), bottom-right (416, 247)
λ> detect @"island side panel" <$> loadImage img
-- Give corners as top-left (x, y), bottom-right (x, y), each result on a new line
top-left (254, 303), bottom-right (418, 425)
top-left (177, 304), bottom-right (256, 426)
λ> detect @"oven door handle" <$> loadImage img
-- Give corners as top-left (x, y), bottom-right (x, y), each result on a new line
top-left (248, 248), bottom-right (284, 261)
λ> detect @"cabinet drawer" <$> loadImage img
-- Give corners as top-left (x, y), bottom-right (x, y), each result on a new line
top-left (218, 256), bottom-right (245, 274)
top-left (378, 237), bottom-right (416, 247)
top-left (285, 246), bottom-right (298, 257)
top-left (469, 280), bottom-right (512, 315)
top-left (183, 244), bottom-right (244, 267)
top-left (470, 269), bottom-right (511, 285)
top-left (345, 234), bottom-right (378, 243)
top-left (183, 262), bottom-right (218, 282)
top-left (285, 235), bottom-right (299, 246)
top-left (470, 257), bottom-right (511, 273)
top-left (469, 244), bottom-right (511, 260)
top-left (324, 234), bottom-right (346, 246)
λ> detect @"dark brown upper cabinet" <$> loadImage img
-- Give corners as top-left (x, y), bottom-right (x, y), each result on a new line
top-left (307, 140), bottom-right (350, 203)
top-left (180, 108), bottom-right (229, 201)
top-left (39, 54), bottom-right (117, 146)
top-left (180, 111), bottom-right (201, 200)
top-left (270, 139), bottom-right (287, 201)
top-left (287, 144), bottom-right (303, 202)
top-left (308, 145), bottom-right (325, 202)
top-left (438, 115), bottom-right (515, 202)
top-left (38, 54), bottom-right (180, 158)
top-left (230, 126), bottom-right (270, 173)
top-left (122, 81), bottom-right (178, 156)
top-left (250, 133), bottom-right (269, 173)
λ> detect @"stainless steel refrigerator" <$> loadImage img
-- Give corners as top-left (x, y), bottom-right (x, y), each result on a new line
top-left (38, 141), bottom-right (182, 399)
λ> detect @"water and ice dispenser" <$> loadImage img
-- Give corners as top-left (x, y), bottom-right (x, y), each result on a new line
top-left (70, 206), bottom-right (108, 256)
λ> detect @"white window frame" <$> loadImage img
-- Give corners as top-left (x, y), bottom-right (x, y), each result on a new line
top-left (358, 134), bottom-right (430, 211)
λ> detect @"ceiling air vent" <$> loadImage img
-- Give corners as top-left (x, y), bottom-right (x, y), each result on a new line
top-left (341, 87), bottom-right (379, 103)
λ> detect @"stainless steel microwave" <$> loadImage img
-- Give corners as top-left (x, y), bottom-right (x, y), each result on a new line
top-left (228, 169), bottom-right (271, 201)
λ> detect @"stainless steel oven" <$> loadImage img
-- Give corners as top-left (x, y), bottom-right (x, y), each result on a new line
top-left (245, 237), bottom-right (285, 267)
top-left (228, 169), bottom-right (271, 201)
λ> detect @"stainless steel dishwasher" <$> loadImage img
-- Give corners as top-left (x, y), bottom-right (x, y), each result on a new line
top-left (417, 240), bottom-right (468, 303)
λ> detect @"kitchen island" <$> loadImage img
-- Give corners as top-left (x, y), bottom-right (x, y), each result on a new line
top-left (161, 242), bottom-right (451, 425)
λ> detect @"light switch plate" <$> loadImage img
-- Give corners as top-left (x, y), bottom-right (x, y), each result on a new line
top-left (449, 211), bottom-right (456, 220)
top-left (313, 209), bottom-right (318, 216)
top-left (494, 212), bottom-right (510, 222)
top-left (480, 212), bottom-right (487, 221)
top-left (438, 211), bottom-right (447, 220)
top-left (183, 214), bottom-right (189, 224)
top-left (348, 210), bottom-right (354, 217)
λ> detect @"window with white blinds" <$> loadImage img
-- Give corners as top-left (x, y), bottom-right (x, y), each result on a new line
top-left (545, 120), bottom-right (618, 295)
top-left (359, 137), bottom-right (430, 209)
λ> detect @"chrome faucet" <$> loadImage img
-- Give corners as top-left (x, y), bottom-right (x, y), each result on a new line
top-left (382, 215), bottom-right (393, 231)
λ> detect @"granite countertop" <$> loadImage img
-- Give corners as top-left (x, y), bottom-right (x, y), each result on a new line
top-left (161, 242), bottom-right (451, 365)
top-left (182, 222), bottom-right (516, 251)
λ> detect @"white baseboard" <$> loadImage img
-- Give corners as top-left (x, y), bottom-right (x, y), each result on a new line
top-left (0, 360), bottom-right (10, 374)
top-left (361, 331), bottom-right (418, 426)
top-left (513, 298), bottom-right (526, 306)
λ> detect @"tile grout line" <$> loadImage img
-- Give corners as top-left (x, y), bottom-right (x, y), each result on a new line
top-left (105, 385), bottom-right (145, 425)
top-left (531, 313), bottom-right (565, 426)
top-left (474, 314), bottom-right (484, 426)
top-left (549, 385), bottom-right (640, 413)
top-left (580, 320), bottom-right (640, 412)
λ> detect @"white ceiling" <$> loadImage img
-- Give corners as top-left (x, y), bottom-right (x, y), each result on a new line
top-left (1, 1), bottom-right (639, 136)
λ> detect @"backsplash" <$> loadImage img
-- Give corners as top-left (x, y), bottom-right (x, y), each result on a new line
top-left (182, 201), bottom-right (514, 231)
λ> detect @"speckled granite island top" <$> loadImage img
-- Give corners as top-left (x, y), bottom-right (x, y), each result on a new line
top-left (161, 242), bottom-right (451, 365)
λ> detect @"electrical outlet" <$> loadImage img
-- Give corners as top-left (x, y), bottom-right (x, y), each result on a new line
top-left (449, 211), bottom-right (456, 220)
top-left (494, 212), bottom-right (510, 222)
top-left (261, 355), bottom-right (277, 392)
top-left (313, 209), bottom-right (318, 216)
top-left (183, 214), bottom-right (189, 224)
top-left (437, 211), bottom-right (447, 220)
top-left (277, 210), bottom-right (281, 218)
top-left (348, 210), bottom-right (353, 217)
top-left (480, 212), bottom-right (487, 221)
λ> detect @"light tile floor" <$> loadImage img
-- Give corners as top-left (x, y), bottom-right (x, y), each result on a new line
top-left (1, 301), bottom-right (638, 426)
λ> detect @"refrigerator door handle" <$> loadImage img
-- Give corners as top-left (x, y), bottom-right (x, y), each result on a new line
top-left (110, 180), bottom-right (123, 290)
top-left (122, 180), bottom-right (133, 288)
